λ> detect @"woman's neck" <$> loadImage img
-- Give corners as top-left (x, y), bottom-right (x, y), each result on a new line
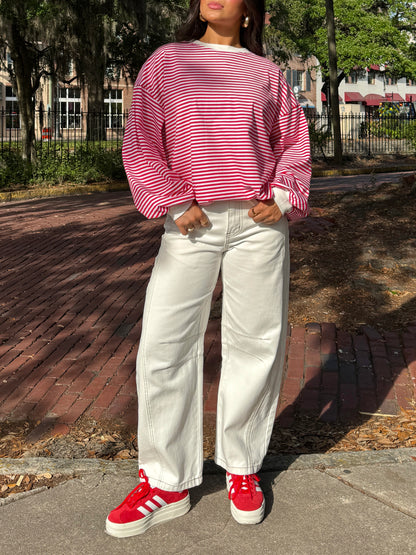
top-left (199, 24), bottom-right (242, 48)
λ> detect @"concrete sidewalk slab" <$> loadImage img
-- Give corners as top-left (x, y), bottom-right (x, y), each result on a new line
top-left (1, 458), bottom-right (416, 555)
top-left (326, 462), bottom-right (416, 519)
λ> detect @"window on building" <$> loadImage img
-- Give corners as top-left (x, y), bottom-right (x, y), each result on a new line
top-left (367, 70), bottom-right (376, 85)
top-left (349, 71), bottom-right (358, 84)
top-left (58, 87), bottom-right (81, 129)
top-left (293, 70), bottom-right (303, 90)
top-left (104, 89), bottom-right (123, 128)
top-left (407, 79), bottom-right (415, 86)
top-left (285, 70), bottom-right (311, 92)
top-left (389, 76), bottom-right (398, 85)
top-left (5, 86), bottom-right (20, 129)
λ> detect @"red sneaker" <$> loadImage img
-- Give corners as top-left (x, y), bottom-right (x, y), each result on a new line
top-left (226, 472), bottom-right (265, 525)
top-left (106, 469), bottom-right (190, 538)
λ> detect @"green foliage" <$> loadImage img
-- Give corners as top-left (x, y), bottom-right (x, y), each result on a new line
top-left (367, 117), bottom-right (414, 139)
top-left (0, 152), bottom-right (33, 189)
top-left (0, 0), bottom-right (63, 84)
top-left (34, 146), bottom-right (125, 185)
top-left (0, 146), bottom-right (125, 189)
top-left (266, 0), bottom-right (416, 79)
top-left (360, 115), bottom-right (416, 143)
top-left (404, 121), bottom-right (416, 150)
top-left (109, 0), bottom-right (188, 81)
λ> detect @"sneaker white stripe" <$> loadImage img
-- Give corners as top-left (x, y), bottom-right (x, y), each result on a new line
top-left (136, 495), bottom-right (167, 516)
top-left (146, 500), bottom-right (160, 511)
top-left (153, 495), bottom-right (167, 507)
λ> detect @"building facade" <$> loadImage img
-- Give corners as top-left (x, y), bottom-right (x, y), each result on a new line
top-left (326, 65), bottom-right (416, 115)
top-left (0, 63), bottom-right (133, 140)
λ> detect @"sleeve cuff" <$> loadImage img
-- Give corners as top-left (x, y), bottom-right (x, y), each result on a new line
top-left (272, 187), bottom-right (292, 215)
top-left (167, 201), bottom-right (193, 221)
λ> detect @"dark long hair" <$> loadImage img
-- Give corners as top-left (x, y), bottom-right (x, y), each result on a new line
top-left (176, 0), bottom-right (265, 57)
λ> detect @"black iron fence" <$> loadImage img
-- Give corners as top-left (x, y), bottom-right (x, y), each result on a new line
top-left (308, 112), bottom-right (416, 158)
top-left (0, 109), bottom-right (127, 160)
top-left (1, 109), bottom-right (415, 160)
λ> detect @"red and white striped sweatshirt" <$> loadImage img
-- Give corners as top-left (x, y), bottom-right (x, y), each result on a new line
top-left (123, 41), bottom-right (311, 220)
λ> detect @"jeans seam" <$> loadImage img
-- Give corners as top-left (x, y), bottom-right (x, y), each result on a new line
top-left (195, 296), bottom-right (209, 481)
top-left (139, 253), bottom-right (164, 483)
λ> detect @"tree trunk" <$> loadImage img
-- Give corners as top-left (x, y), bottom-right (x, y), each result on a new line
top-left (85, 24), bottom-right (107, 142)
top-left (325, 0), bottom-right (343, 164)
top-left (14, 71), bottom-right (36, 162)
top-left (86, 76), bottom-right (106, 142)
top-left (9, 22), bottom-right (36, 162)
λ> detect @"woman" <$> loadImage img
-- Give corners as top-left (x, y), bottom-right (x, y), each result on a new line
top-left (106, 0), bottom-right (310, 538)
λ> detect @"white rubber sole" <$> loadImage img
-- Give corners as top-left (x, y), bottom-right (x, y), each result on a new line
top-left (230, 498), bottom-right (265, 525)
top-left (105, 494), bottom-right (191, 538)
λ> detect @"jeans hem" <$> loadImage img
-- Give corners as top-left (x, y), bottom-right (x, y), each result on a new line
top-left (146, 474), bottom-right (203, 492)
top-left (214, 456), bottom-right (263, 475)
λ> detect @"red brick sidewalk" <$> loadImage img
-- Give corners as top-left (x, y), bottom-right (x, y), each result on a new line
top-left (0, 193), bottom-right (415, 439)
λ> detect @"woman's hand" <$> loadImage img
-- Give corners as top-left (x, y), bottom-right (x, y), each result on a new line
top-left (249, 199), bottom-right (282, 225)
top-left (175, 201), bottom-right (211, 235)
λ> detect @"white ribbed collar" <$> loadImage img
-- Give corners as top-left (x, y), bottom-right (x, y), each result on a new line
top-left (192, 40), bottom-right (250, 53)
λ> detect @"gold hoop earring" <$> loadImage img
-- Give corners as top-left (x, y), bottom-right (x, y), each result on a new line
top-left (242, 15), bottom-right (249, 28)
top-left (199, 12), bottom-right (207, 22)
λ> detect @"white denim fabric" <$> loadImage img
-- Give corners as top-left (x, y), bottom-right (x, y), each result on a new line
top-left (136, 200), bottom-right (290, 491)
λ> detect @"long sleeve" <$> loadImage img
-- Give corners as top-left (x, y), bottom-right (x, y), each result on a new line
top-left (122, 81), bottom-right (195, 219)
top-left (270, 98), bottom-right (311, 220)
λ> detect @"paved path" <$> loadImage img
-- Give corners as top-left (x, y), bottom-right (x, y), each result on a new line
top-left (311, 169), bottom-right (414, 192)
top-left (0, 188), bottom-right (415, 439)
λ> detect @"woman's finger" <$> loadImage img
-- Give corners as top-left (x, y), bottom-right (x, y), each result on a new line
top-left (250, 206), bottom-right (259, 219)
top-left (251, 207), bottom-right (267, 222)
top-left (252, 205), bottom-right (282, 225)
top-left (176, 215), bottom-right (210, 235)
top-left (199, 216), bottom-right (210, 227)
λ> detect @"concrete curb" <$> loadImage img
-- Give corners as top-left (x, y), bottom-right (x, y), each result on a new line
top-left (312, 165), bottom-right (416, 178)
top-left (0, 180), bottom-right (129, 203)
top-left (0, 486), bottom-right (49, 508)
top-left (1, 447), bottom-right (416, 477)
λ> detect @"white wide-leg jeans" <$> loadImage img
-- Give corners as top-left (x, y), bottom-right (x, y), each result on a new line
top-left (136, 200), bottom-right (289, 491)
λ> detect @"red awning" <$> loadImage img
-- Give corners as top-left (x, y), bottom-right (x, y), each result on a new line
top-left (345, 92), bottom-right (365, 103)
top-left (384, 93), bottom-right (404, 102)
top-left (406, 94), bottom-right (415, 102)
top-left (364, 94), bottom-right (385, 106)
top-left (370, 64), bottom-right (380, 71)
